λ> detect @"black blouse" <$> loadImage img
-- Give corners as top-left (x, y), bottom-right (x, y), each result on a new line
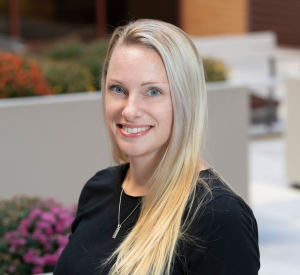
top-left (53, 163), bottom-right (260, 275)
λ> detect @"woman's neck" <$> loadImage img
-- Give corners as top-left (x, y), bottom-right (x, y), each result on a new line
top-left (122, 154), bottom-right (210, 197)
top-left (122, 152), bottom-right (159, 197)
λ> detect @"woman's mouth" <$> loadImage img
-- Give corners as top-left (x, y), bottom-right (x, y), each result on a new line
top-left (117, 124), bottom-right (153, 138)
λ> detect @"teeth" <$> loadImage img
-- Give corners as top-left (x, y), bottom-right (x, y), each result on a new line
top-left (122, 126), bottom-right (151, 134)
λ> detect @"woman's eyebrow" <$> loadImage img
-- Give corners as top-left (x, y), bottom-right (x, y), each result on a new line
top-left (141, 81), bottom-right (165, 87)
top-left (107, 79), bottom-right (123, 85)
top-left (107, 79), bottom-right (165, 87)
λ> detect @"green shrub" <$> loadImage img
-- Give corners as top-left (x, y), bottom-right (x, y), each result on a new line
top-left (41, 61), bottom-right (96, 94)
top-left (47, 42), bottom-right (84, 60)
top-left (77, 57), bottom-right (102, 89)
top-left (202, 58), bottom-right (228, 82)
top-left (85, 40), bottom-right (109, 55)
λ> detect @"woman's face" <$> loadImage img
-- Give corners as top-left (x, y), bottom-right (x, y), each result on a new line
top-left (105, 45), bottom-right (173, 160)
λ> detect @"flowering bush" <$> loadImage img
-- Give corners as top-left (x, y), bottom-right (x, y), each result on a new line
top-left (0, 52), bottom-right (54, 99)
top-left (0, 197), bottom-right (77, 275)
top-left (0, 196), bottom-right (43, 238)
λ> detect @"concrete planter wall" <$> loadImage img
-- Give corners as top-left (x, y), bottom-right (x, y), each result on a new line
top-left (0, 85), bottom-right (249, 205)
top-left (286, 77), bottom-right (300, 186)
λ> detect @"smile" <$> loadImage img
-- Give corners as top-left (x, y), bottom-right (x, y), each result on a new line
top-left (117, 124), bottom-right (153, 138)
top-left (122, 126), bottom-right (151, 133)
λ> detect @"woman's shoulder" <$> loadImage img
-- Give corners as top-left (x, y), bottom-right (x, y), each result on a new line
top-left (75, 164), bottom-right (127, 215)
top-left (181, 168), bottom-right (260, 273)
top-left (81, 163), bottom-right (127, 192)
top-left (194, 168), bottom-right (256, 228)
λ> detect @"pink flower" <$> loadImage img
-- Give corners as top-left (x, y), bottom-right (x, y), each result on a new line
top-left (58, 235), bottom-right (69, 247)
top-left (55, 221), bottom-right (64, 233)
top-left (50, 207), bottom-right (62, 215)
top-left (11, 237), bottom-right (26, 246)
top-left (7, 265), bottom-right (16, 273)
top-left (45, 227), bottom-right (54, 235)
top-left (44, 242), bottom-right (53, 251)
top-left (32, 266), bottom-right (44, 274)
top-left (55, 247), bottom-right (64, 256)
top-left (41, 212), bottom-right (56, 224)
top-left (20, 218), bottom-right (31, 228)
top-left (29, 208), bottom-right (42, 220)
top-left (9, 246), bottom-right (16, 253)
top-left (36, 220), bottom-right (50, 230)
top-left (3, 231), bottom-right (17, 241)
top-left (32, 229), bottom-right (47, 245)
top-left (63, 216), bottom-right (74, 229)
top-left (43, 253), bottom-right (59, 265)
top-left (32, 255), bottom-right (45, 266)
top-left (23, 248), bottom-right (36, 263)
top-left (18, 226), bottom-right (29, 237)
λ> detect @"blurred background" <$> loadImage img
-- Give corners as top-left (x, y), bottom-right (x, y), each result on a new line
top-left (0, 0), bottom-right (299, 274)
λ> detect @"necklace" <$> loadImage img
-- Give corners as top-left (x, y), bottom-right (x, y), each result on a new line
top-left (112, 169), bottom-right (142, 239)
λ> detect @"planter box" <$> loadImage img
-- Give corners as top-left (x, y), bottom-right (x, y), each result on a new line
top-left (1, 86), bottom-right (250, 203)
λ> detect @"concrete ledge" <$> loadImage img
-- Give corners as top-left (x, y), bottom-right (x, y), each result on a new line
top-left (1, 86), bottom-right (249, 204)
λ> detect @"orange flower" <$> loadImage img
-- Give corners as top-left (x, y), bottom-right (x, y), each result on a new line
top-left (0, 51), bottom-right (54, 98)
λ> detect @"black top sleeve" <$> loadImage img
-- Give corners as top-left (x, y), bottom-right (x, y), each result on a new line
top-left (179, 191), bottom-right (260, 275)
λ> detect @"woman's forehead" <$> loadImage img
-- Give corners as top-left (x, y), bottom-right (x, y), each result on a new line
top-left (107, 45), bottom-right (169, 85)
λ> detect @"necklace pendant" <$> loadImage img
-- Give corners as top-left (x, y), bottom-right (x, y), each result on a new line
top-left (112, 224), bottom-right (121, 239)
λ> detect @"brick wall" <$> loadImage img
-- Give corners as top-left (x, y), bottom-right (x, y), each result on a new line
top-left (181, 0), bottom-right (248, 36)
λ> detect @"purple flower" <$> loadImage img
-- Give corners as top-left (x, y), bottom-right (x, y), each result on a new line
top-left (43, 253), bottom-right (59, 265)
top-left (32, 266), bottom-right (44, 274)
top-left (23, 248), bottom-right (36, 263)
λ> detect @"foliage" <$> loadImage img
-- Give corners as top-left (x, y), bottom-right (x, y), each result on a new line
top-left (41, 61), bottom-right (96, 94)
top-left (0, 196), bottom-right (77, 275)
top-left (37, 39), bottom-right (109, 93)
top-left (0, 41), bottom-right (228, 99)
top-left (46, 42), bottom-right (84, 60)
top-left (85, 40), bottom-right (109, 56)
top-left (202, 57), bottom-right (228, 82)
top-left (0, 196), bottom-right (43, 239)
top-left (0, 52), bottom-right (54, 99)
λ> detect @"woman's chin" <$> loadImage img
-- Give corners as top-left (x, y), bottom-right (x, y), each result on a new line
top-left (118, 145), bottom-right (156, 159)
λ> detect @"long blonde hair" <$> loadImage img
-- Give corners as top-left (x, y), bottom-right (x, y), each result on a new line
top-left (101, 19), bottom-right (210, 275)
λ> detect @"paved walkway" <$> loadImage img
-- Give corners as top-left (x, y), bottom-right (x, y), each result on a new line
top-left (249, 137), bottom-right (300, 274)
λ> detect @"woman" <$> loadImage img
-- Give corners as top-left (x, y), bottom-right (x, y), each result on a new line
top-left (54, 19), bottom-right (260, 275)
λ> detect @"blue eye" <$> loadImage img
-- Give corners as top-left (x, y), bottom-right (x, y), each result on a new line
top-left (112, 86), bottom-right (124, 94)
top-left (147, 89), bottom-right (161, 96)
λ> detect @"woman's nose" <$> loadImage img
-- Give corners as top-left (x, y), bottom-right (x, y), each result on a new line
top-left (121, 96), bottom-right (143, 121)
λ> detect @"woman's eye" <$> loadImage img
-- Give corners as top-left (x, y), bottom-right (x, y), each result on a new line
top-left (147, 89), bottom-right (161, 96)
top-left (111, 86), bottom-right (124, 94)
